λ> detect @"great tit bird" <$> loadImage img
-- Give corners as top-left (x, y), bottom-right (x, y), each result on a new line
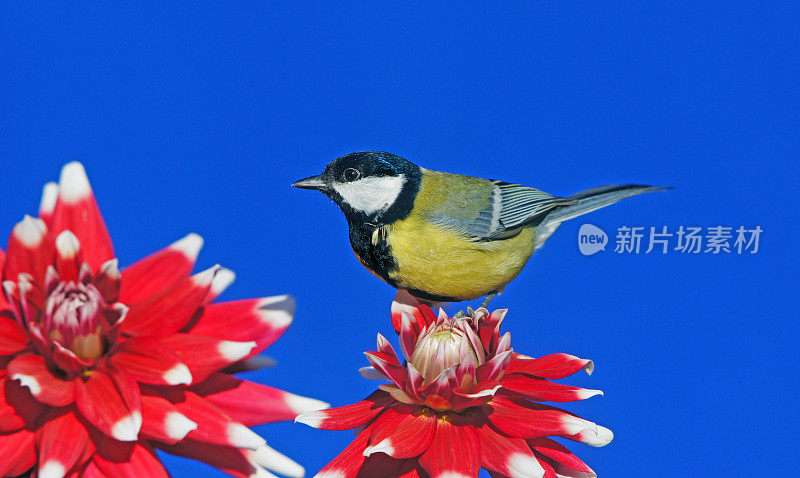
top-left (293, 151), bottom-right (665, 306)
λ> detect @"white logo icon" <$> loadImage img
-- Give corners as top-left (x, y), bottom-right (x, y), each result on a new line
top-left (578, 224), bottom-right (607, 255)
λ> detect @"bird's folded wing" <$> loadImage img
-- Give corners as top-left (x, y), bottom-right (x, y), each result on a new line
top-left (429, 180), bottom-right (574, 241)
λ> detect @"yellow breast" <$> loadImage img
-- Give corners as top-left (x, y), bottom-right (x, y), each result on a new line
top-left (385, 215), bottom-right (536, 300)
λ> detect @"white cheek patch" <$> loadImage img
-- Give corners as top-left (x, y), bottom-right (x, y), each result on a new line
top-left (332, 175), bottom-right (406, 215)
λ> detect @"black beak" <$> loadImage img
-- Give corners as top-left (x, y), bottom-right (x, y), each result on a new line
top-left (291, 175), bottom-right (327, 191)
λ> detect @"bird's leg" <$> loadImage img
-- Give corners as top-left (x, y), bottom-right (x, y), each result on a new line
top-left (479, 291), bottom-right (498, 309)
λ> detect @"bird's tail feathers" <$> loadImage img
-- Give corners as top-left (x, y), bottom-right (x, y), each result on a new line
top-left (533, 184), bottom-right (669, 248)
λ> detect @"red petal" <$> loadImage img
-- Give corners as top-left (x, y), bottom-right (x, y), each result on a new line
top-left (3, 215), bottom-right (53, 283)
top-left (158, 440), bottom-right (261, 478)
top-left (54, 230), bottom-right (83, 282)
top-left (75, 369), bottom-right (142, 442)
top-left (187, 295), bottom-right (294, 357)
top-left (7, 353), bottom-right (76, 406)
top-left (37, 411), bottom-right (94, 478)
top-left (160, 333), bottom-right (256, 384)
top-left (364, 405), bottom-right (436, 459)
top-left (91, 442), bottom-right (168, 478)
top-left (50, 162), bottom-right (114, 273)
top-left (173, 390), bottom-right (265, 450)
top-left (295, 390), bottom-right (393, 430)
top-left (191, 372), bottom-right (327, 426)
top-left (0, 428), bottom-right (35, 476)
top-left (477, 423), bottom-right (546, 478)
top-left (111, 338), bottom-right (193, 386)
top-left (317, 424), bottom-right (371, 478)
top-left (121, 266), bottom-right (219, 337)
top-left (507, 354), bottom-right (594, 379)
top-left (501, 375), bottom-right (603, 402)
top-left (3, 377), bottom-right (45, 428)
top-left (0, 376), bottom-right (26, 432)
top-left (140, 394), bottom-right (197, 444)
top-left (38, 182), bottom-right (58, 227)
top-left (487, 394), bottom-right (598, 440)
top-left (528, 437), bottom-right (595, 474)
top-left (0, 316), bottom-right (29, 355)
top-left (119, 233), bottom-right (203, 305)
top-left (418, 414), bottom-right (480, 478)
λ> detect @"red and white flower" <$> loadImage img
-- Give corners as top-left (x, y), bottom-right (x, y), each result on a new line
top-left (297, 292), bottom-right (612, 478)
top-left (0, 162), bottom-right (327, 477)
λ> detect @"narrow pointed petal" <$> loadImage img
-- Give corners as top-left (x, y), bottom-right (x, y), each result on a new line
top-left (488, 394), bottom-right (599, 439)
top-left (418, 415), bottom-right (480, 478)
top-left (54, 230), bottom-right (82, 281)
top-left (316, 425), bottom-right (371, 478)
top-left (7, 354), bottom-right (76, 406)
top-left (507, 354), bottom-right (594, 379)
top-left (564, 425), bottom-right (614, 447)
top-left (295, 390), bottom-right (392, 430)
top-left (477, 424), bottom-right (545, 478)
top-left (0, 315), bottom-right (29, 354)
top-left (502, 376), bottom-right (603, 402)
top-left (205, 267), bottom-right (236, 303)
top-left (3, 215), bottom-right (53, 283)
top-left (122, 265), bottom-right (218, 337)
top-left (159, 440), bottom-right (265, 478)
top-left (37, 411), bottom-right (94, 478)
top-left (191, 372), bottom-right (328, 426)
top-left (111, 338), bottom-right (193, 386)
top-left (39, 182), bottom-right (59, 226)
top-left (365, 406), bottom-right (436, 459)
top-left (249, 444), bottom-right (305, 478)
top-left (75, 369), bottom-right (142, 442)
top-left (50, 162), bottom-right (114, 271)
top-left (364, 351), bottom-right (407, 386)
top-left (0, 428), bottom-right (36, 477)
top-left (91, 442), bottom-right (169, 478)
top-left (140, 395), bottom-right (198, 444)
top-left (94, 258), bottom-right (121, 302)
top-left (527, 438), bottom-right (595, 475)
top-left (187, 295), bottom-right (294, 357)
top-left (161, 333), bottom-right (257, 384)
top-left (119, 233), bottom-right (203, 304)
top-left (173, 391), bottom-right (265, 450)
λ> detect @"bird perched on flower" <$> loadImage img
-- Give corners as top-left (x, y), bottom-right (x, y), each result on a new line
top-left (293, 151), bottom-right (665, 306)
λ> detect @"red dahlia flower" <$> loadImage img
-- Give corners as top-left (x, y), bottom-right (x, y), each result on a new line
top-left (0, 162), bottom-right (327, 478)
top-left (297, 292), bottom-right (612, 478)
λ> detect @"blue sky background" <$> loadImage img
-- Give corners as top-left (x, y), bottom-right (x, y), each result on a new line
top-left (1, 3), bottom-right (797, 477)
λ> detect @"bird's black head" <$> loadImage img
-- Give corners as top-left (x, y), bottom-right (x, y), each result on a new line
top-left (292, 151), bottom-right (422, 225)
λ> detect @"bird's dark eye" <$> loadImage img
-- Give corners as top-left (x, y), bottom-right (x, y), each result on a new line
top-left (343, 168), bottom-right (361, 182)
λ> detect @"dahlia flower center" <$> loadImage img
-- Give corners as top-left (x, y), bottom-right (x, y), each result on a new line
top-left (410, 324), bottom-right (485, 384)
top-left (44, 281), bottom-right (106, 360)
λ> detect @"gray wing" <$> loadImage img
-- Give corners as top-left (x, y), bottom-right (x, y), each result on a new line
top-left (430, 180), bottom-right (575, 241)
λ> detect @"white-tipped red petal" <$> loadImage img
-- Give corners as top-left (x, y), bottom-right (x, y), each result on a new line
top-left (122, 265), bottom-right (219, 337)
top-left (3, 215), bottom-right (53, 283)
top-left (173, 391), bottom-right (265, 450)
top-left (161, 333), bottom-right (257, 384)
top-left (50, 162), bottom-right (114, 272)
top-left (159, 439), bottom-right (265, 478)
top-left (488, 395), bottom-right (598, 440)
top-left (501, 375), bottom-right (604, 402)
top-left (565, 425), bottom-right (614, 447)
top-left (528, 437), bottom-right (595, 475)
top-left (54, 230), bottom-right (82, 281)
top-left (188, 295), bottom-right (295, 358)
top-left (366, 406), bottom-right (436, 459)
top-left (206, 267), bottom-right (235, 302)
top-left (119, 233), bottom-right (203, 304)
top-left (37, 411), bottom-right (94, 478)
top-left (418, 415), bottom-right (480, 478)
top-left (140, 395), bottom-right (198, 444)
top-left (477, 424), bottom-right (545, 478)
top-left (192, 372), bottom-right (328, 426)
top-left (507, 353), bottom-right (594, 379)
top-left (7, 354), bottom-right (76, 406)
top-left (39, 182), bottom-right (59, 225)
top-left (249, 444), bottom-right (305, 478)
top-left (316, 425), bottom-right (371, 478)
top-left (74, 369), bottom-right (142, 442)
top-left (110, 337), bottom-right (193, 386)
top-left (296, 390), bottom-right (392, 430)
